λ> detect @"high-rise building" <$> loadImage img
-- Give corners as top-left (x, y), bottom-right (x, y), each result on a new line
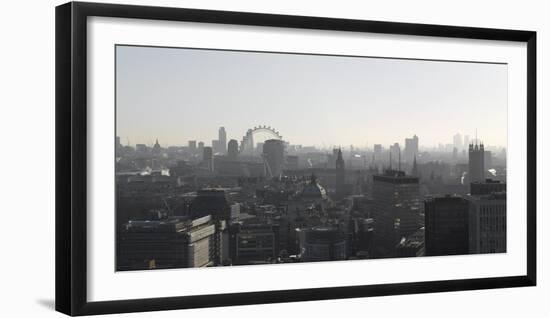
top-left (466, 180), bottom-right (506, 254)
top-left (371, 170), bottom-right (420, 258)
top-left (188, 140), bottom-right (197, 153)
top-left (411, 155), bottom-right (418, 177)
top-left (468, 143), bottom-right (485, 183)
top-left (425, 195), bottom-right (469, 256)
top-left (218, 127), bottom-right (227, 154)
top-left (202, 146), bottom-right (213, 171)
top-left (190, 189), bottom-right (232, 265)
top-left (115, 136), bottom-right (122, 156)
top-left (404, 135), bottom-right (419, 163)
top-left (335, 148), bottom-right (346, 199)
top-left (263, 139), bottom-right (285, 178)
top-left (198, 141), bottom-right (204, 155)
top-left (453, 133), bottom-right (463, 151)
top-left (373, 144), bottom-right (383, 161)
top-left (227, 139), bottom-right (239, 159)
top-left (389, 143), bottom-right (401, 168)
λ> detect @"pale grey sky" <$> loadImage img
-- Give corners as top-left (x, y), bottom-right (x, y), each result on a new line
top-left (116, 45), bottom-right (507, 149)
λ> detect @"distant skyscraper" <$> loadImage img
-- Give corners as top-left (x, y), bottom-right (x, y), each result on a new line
top-left (404, 135), bottom-right (419, 163)
top-left (335, 148), bottom-right (345, 199)
top-left (263, 139), bottom-right (285, 178)
top-left (203, 146), bottom-right (213, 171)
top-left (425, 195), bottom-right (470, 256)
top-left (411, 155), bottom-right (418, 177)
top-left (453, 133), bottom-right (463, 151)
top-left (218, 127), bottom-right (227, 154)
top-left (227, 139), bottom-right (239, 159)
top-left (468, 142), bottom-right (485, 183)
top-left (371, 170), bottom-right (420, 258)
top-left (188, 140), bottom-right (197, 153)
top-left (198, 141), bottom-right (204, 154)
top-left (115, 136), bottom-right (122, 156)
top-left (389, 143), bottom-right (401, 168)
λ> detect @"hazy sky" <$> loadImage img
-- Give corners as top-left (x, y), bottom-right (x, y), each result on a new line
top-left (116, 45), bottom-right (507, 149)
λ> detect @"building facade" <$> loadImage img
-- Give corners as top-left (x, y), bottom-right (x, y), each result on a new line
top-left (371, 170), bottom-right (421, 258)
top-left (425, 195), bottom-right (469, 256)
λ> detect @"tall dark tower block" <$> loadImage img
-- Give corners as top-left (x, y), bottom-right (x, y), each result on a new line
top-left (335, 148), bottom-right (345, 199)
top-left (468, 142), bottom-right (485, 184)
top-left (218, 127), bottom-right (227, 154)
top-left (425, 196), bottom-right (470, 256)
top-left (227, 139), bottom-right (239, 160)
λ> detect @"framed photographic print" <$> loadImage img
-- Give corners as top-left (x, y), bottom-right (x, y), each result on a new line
top-left (55, 1), bottom-right (536, 316)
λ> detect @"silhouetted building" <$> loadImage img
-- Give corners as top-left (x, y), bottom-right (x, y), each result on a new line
top-left (411, 155), bottom-right (418, 177)
top-left (372, 169), bottom-right (420, 258)
top-left (335, 148), bottom-right (345, 199)
top-left (203, 146), bottom-right (213, 171)
top-left (404, 135), bottom-right (419, 163)
top-left (227, 139), bottom-right (239, 159)
top-left (467, 180), bottom-right (506, 254)
top-left (425, 195), bottom-right (469, 256)
top-left (299, 227), bottom-right (347, 262)
top-left (190, 189), bottom-right (231, 221)
top-left (219, 127), bottom-right (227, 154)
top-left (117, 215), bottom-right (216, 270)
top-left (198, 141), bottom-right (204, 155)
top-left (373, 144), bottom-right (383, 161)
top-left (190, 189), bottom-right (231, 265)
top-left (468, 143), bottom-right (485, 183)
top-left (188, 140), bottom-right (197, 153)
top-left (263, 139), bottom-right (285, 178)
top-left (453, 133), bottom-right (463, 151)
top-left (152, 139), bottom-right (161, 155)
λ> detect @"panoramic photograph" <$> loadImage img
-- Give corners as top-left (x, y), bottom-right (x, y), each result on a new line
top-left (114, 45), bottom-right (507, 271)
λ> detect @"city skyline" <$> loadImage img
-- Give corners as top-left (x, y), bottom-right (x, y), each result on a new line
top-left (116, 45), bottom-right (508, 148)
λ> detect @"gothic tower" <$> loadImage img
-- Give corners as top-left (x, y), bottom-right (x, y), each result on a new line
top-left (468, 142), bottom-right (485, 184)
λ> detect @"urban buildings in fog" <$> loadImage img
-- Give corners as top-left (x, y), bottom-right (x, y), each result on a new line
top-left (114, 46), bottom-right (507, 271)
top-left (115, 124), bottom-right (507, 271)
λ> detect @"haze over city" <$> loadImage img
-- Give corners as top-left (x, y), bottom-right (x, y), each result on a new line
top-left (116, 45), bottom-right (507, 149)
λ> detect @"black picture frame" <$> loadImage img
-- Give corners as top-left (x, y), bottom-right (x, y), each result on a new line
top-left (55, 1), bottom-right (537, 316)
